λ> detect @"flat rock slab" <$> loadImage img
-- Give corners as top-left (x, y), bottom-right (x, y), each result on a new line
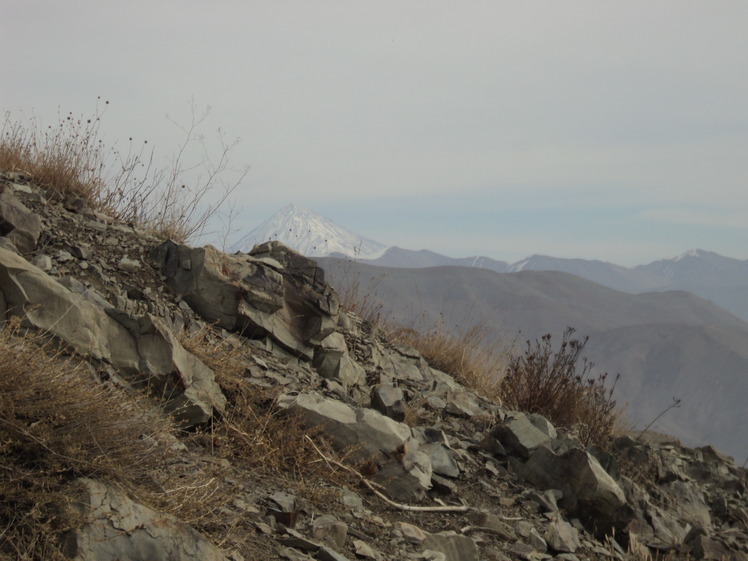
top-left (490, 412), bottom-right (552, 459)
top-left (278, 391), bottom-right (432, 500)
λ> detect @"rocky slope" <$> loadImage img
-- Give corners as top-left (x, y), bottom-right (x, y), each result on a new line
top-left (0, 171), bottom-right (746, 561)
top-left (317, 257), bottom-right (748, 464)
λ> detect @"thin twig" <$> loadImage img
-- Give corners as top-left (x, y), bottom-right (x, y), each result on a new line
top-left (303, 435), bottom-right (471, 513)
top-left (636, 397), bottom-right (681, 441)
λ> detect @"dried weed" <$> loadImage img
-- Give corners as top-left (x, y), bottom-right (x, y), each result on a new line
top-left (0, 100), bottom-right (246, 243)
top-left (501, 328), bottom-right (620, 447)
top-left (0, 320), bottom-right (178, 559)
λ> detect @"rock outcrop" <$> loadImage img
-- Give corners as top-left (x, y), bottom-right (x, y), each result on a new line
top-left (149, 240), bottom-right (339, 361)
top-left (0, 247), bottom-right (225, 425)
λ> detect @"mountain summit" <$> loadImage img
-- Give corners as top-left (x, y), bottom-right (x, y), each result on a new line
top-left (229, 204), bottom-right (388, 258)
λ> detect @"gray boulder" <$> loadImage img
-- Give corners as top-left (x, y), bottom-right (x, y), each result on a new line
top-left (423, 532), bottom-right (480, 561)
top-left (379, 345), bottom-right (433, 384)
top-left (370, 383), bottom-right (406, 422)
top-left (150, 241), bottom-right (338, 360)
top-left (62, 478), bottom-right (226, 561)
top-left (420, 442), bottom-right (461, 478)
top-left (664, 479), bottom-right (712, 528)
top-left (0, 185), bottom-right (41, 253)
top-left (277, 391), bottom-right (432, 500)
top-left (528, 413), bottom-right (558, 439)
top-left (313, 332), bottom-right (365, 387)
top-left (518, 446), bottom-right (632, 536)
top-left (544, 517), bottom-right (581, 553)
top-left (490, 412), bottom-right (552, 459)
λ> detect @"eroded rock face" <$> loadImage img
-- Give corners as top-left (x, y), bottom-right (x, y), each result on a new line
top-left (63, 478), bottom-right (226, 561)
top-left (150, 240), bottom-right (339, 361)
top-left (0, 247), bottom-right (225, 426)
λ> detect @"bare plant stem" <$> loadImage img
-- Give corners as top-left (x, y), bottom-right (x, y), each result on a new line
top-left (636, 397), bottom-right (682, 441)
top-left (303, 435), bottom-right (471, 513)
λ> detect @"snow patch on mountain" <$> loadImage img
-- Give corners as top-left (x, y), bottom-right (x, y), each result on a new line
top-left (230, 204), bottom-right (388, 258)
top-left (675, 249), bottom-right (709, 261)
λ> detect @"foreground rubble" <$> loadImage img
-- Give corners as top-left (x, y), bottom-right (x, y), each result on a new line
top-left (1, 171), bottom-right (746, 561)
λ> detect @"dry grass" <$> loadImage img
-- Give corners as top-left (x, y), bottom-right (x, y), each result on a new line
top-left (0, 100), bottom-right (246, 243)
top-left (331, 267), bottom-right (390, 331)
top-left (0, 318), bottom-right (347, 560)
top-left (391, 321), bottom-right (511, 403)
top-left (180, 326), bottom-right (353, 490)
top-left (0, 320), bottom-right (178, 559)
top-left (0, 103), bottom-right (109, 205)
top-left (390, 323), bottom-right (510, 402)
top-left (500, 328), bottom-right (619, 447)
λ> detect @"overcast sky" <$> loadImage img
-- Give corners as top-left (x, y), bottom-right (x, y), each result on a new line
top-left (4, 1), bottom-right (747, 266)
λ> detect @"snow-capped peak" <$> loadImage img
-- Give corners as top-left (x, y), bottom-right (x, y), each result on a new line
top-left (229, 204), bottom-right (388, 258)
top-left (674, 249), bottom-right (710, 261)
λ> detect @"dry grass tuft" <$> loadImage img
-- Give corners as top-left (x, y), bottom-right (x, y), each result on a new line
top-left (500, 328), bottom-right (619, 447)
top-left (0, 103), bottom-right (109, 205)
top-left (334, 270), bottom-right (389, 331)
top-left (0, 100), bottom-right (246, 243)
top-left (391, 321), bottom-right (511, 403)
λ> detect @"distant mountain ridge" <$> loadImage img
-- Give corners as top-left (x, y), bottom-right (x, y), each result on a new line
top-left (232, 204), bottom-right (748, 322)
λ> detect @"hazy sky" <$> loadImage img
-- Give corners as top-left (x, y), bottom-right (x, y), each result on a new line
top-left (4, 1), bottom-right (747, 266)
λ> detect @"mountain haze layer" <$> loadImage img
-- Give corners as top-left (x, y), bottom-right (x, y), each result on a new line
top-left (367, 248), bottom-right (748, 323)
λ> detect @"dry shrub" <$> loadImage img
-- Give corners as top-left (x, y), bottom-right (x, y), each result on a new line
top-left (0, 100), bottom-right (246, 243)
top-left (100, 103), bottom-right (247, 243)
top-left (0, 320), bottom-right (176, 559)
top-left (0, 103), bottom-right (109, 204)
top-left (500, 328), bottom-right (619, 447)
top-left (392, 321), bottom-right (511, 402)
